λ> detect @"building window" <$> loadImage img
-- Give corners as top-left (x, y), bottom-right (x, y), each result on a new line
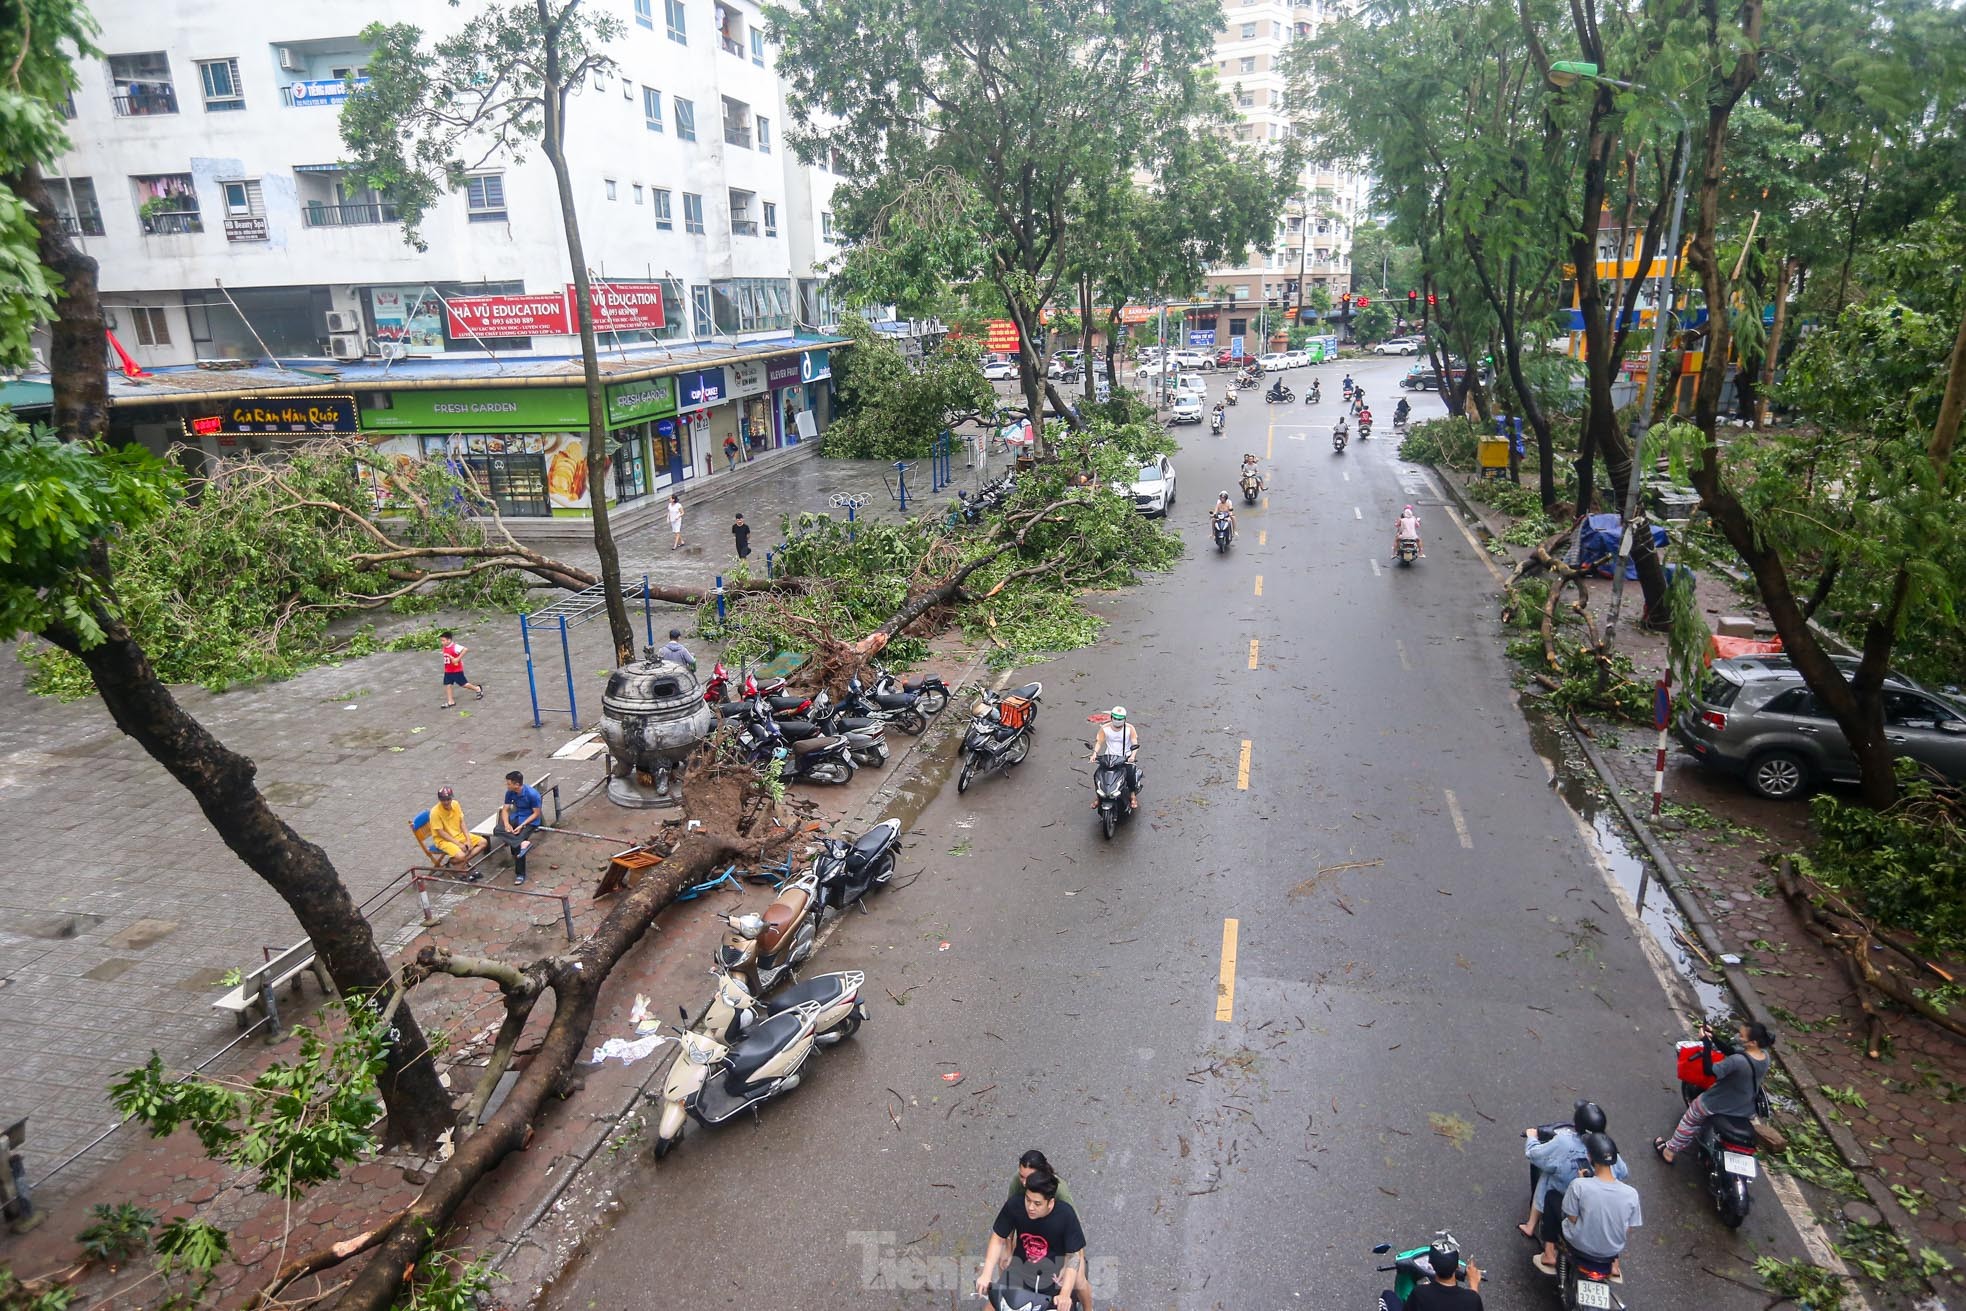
top-left (750, 27), bottom-right (766, 65)
top-left (729, 188), bottom-right (757, 236)
top-left (48, 176), bottom-right (106, 237)
top-left (465, 173), bottom-right (507, 221)
top-left (716, 2), bottom-right (743, 56)
top-left (757, 115), bottom-right (771, 152)
top-left (820, 210), bottom-right (835, 239)
top-left (622, 77), bottom-right (633, 100)
top-left (592, 67), bottom-right (609, 92)
top-left (219, 179), bottom-right (266, 241)
top-left (132, 173), bottom-right (201, 234)
top-left (710, 278), bottom-right (793, 333)
top-left (653, 188), bottom-right (674, 229)
top-left (682, 191), bottom-right (705, 235)
top-left (1237, 91), bottom-right (1253, 107)
top-left (721, 96), bottom-right (751, 148)
top-left (605, 178), bottom-right (618, 200)
top-left (635, 0), bottom-right (654, 26)
top-left (130, 306), bottom-right (171, 346)
top-left (642, 86), bottom-right (664, 131)
top-left (665, 0), bottom-right (687, 43)
top-left (108, 52), bottom-right (177, 116)
top-left (674, 95), bottom-right (696, 141)
top-left (763, 200), bottom-right (777, 237)
top-left (197, 58), bottom-right (244, 111)
top-left (633, 183), bottom-right (644, 205)
top-left (1240, 21), bottom-right (1257, 37)
top-left (1239, 55), bottom-right (1256, 72)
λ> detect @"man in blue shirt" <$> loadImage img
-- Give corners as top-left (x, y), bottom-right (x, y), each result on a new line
top-left (492, 769), bottom-right (542, 886)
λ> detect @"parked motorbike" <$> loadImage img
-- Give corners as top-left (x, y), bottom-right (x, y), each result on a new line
top-left (1397, 537), bottom-right (1419, 567)
top-left (650, 1001), bottom-right (824, 1159)
top-left (811, 817), bottom-right (904, 912)
top-left (716, 869), bottom-right (821, 992)
top-left (1211, 510), bottom-right (1234, 554)
top-left (733, 707), bottom-right (857, 785)
top-left (842, 674), bottom-right (929, 736)
top-left (1240, 472), bottom-right (1261, 505)
top-left (1092, 751), bottom-right (1138, 839)
top-left (1677, 1038), bottom-right (1759, 1229)
top-left (958, 683), bottom-right (1043, 794)
top-left (696, 964), bottom-right (867, 1048)
top-left (760, 694), bottom-right (890, 769)
top-left (1266, 382), bottom-right (1295, 404)
top-left (1370, 1233), bottom-right (1469, 1311)
top-left (873, 663), bottom-right (951, 716)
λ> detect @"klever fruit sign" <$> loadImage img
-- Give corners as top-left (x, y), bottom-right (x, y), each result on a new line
top-left (574, 282), bottom-right (667, 332)
top-left (446, 292), bottom-right (572, 338)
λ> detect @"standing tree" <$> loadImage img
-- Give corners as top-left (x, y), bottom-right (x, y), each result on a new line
top-left (1, 1), bottom-right (453, 1148)
top-left (342, 2), bottom-right (636, 663)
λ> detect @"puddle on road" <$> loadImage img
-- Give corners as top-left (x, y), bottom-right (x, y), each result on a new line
top-left (1522, 704), bottom-right (1732, 1018)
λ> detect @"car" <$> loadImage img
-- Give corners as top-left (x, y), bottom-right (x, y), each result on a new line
top-left (1174, 376), bottom-right (1209, 403)
top-left (983, 359), bottom-right (1019, 381)
top-left (1675, 655), bottom-right (1966, 800)
top-left (1215, 348), bottom-right (1237, 369)
top-left (1127, 454), bottom-right (1178, 516)
top-left (1170, 349), bottom-right (1215, 372)
top-left (1285, 349), bottom-right (1311, 368)
top-left (1374, 336), bottom-right (1424, 356)
top-left (1047, 355), bottom-right (1083, 382)
top-left (1168, 395), bottom-right (1205, 425)
top-left (1402, 361), bottom-right (1469, 391)
top-left (1257, 352), bottom-right (1290, 372)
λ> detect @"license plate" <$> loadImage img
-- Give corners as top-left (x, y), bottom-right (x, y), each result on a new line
top-left (1575, 1278), bottom-right (1614, 1309)
top-left (1724, 1151), bottom-right (1759, 1178)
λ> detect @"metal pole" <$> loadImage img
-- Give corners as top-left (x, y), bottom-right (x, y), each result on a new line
top-left (521, 615), bottom-right (542, 729)
top-left (1604, 120), bottom-right (1690, 647)
top-left (557, 614), bottom-right (577, 728)
top-left (642, 575), bottom-right (653, 649)
top-left (847, 500), bottom-right (856, 543)
top-left (895, 461), bottom-right (909, 511)
top-left (1652, 671), bottom-right (1672, 818)
top-left (765, 549), bottom-right (774, 580)
top-left (416, 876), bottom-right (437, 927)
top-left (714, 574), bottom-right (727, 624)
top-left (559, 896), bottom-right (576, 942)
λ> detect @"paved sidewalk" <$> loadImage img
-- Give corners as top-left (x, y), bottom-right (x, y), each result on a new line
top-left (0, 442), bottom-right (996, 1224)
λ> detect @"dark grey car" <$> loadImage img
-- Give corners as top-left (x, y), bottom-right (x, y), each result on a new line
top-left (1675, 655), bottom-right (1966, 799)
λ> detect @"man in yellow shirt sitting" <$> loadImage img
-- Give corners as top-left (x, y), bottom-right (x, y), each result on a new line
top-left (427, 785), bottom-right (487, 871)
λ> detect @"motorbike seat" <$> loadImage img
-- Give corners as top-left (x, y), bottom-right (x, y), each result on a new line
top-left (851, 827), bottom-right (894, 857)
top-left (725, 1008), bottom-right (807, 1084)
top-left (761, 972), bottom-right (856, 1015)
top-left (764, 694), bottom-right (809, 711)
top-left (775, 719), bottom-right (820, 739)
top-left (1007, 682), bottom-right (1042, 701)
top-left (1709, 1113), bottom-right (1758, 1147)
top-left (791, 736), bottom-right (844, 755)
top-left (758, 886), bottom-right (811, 948)
top-left (872, 690), bottom-right (916, 709)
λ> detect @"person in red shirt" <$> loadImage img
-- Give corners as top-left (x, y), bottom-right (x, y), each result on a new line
top-left (440, 631), bottom-right (484, 708)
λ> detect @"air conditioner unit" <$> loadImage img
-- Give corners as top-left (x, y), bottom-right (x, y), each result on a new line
top-left (328, 334), bottom-right (365, 361)
top-left (377, 341), bottom-right (409, 361)
top-left (325, 310), bottom-right (359, 334)
top-left (276, 46), bottom-right (306, 73)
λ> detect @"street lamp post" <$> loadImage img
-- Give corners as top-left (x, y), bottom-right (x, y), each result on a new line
top-left (1548, 61), bottom-right (1690, 646)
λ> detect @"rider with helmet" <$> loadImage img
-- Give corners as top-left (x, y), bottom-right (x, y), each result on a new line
top-left (1393, 505), bottom-right (1423, 558)
top-left (1523, 1101), bottom-right (1630, 1274)
top-left (1088, 707), bottom-right (1141, 811)
top-left (1213, 489), bottom-right (1237, 541)
top-left (1546, 1132), bottom-right (1643, 1280)
top-left (1391, 1241), bottom-right (1483, 1311)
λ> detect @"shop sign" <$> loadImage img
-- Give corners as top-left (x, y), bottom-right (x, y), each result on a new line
top-left (605, 377), bottom-right (677, 425)
top-left (1119, 305), bottom-right (1153, 325)
top-left (1188, 330), bottom-right (1216, 347)
top-left (447, 291), bottom-right (572, 338)
top-left (984, 320), bottom-right (1020, 352)
top-left (572, 281), bottom-right (666, 332)
top-left (286, 77), bottom-right (369, 106)
top-left (678, 367), bottom-right (726, 408)
top-left (727, 359), bottom-right (768, 398)
top-left (766, 355), bottom-right (804, 387)
top-left (186, 394), bottom-right (360, 436)
top-left (801, 349), bottom-right (831, 383)
top-left (359, 387), bottom-right (588, 433)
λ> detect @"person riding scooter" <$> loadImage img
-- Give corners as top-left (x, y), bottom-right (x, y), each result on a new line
top-left (1393, 505), bottom-right (1423, 558)
top-left (1392, 1242), bottom-right (1483, 1311)
top-left (1211, 402), bottom-right (1226, 434)
top-left (1240, 454), bottom-right (1264, 493)
top-left (1342, 373), bottom-right (1355, 399)
top-left (1213, 490), bottom-right (1238, 540)
top-left (1089, 706), bottom-right (1141, 811)
top-left (1358, 405), bottom-right (1374, 437)
top-left (1309, 378), bottom-right (1322, 403)
top-left (1394, 396), bottom-right (1412, 427)
top-left (1333, 414), bottom-right (1350, 444)
top-left (1545, 1132), bottom-right (1642, 1281)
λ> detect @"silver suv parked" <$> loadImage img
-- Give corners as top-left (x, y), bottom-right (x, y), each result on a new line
top-left (1675, 655), bottom-right (1966, 799)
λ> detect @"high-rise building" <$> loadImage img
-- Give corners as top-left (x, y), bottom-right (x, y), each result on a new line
top-left (37, 0), bottom-right (865, 526)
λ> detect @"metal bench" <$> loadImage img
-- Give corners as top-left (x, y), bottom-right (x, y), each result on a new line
top-left (211, 939), bottom-right (334, 1033)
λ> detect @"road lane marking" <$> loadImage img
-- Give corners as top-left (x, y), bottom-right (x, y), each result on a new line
top-left (1342, 471), bottom-right (1351, 482)
top-left (1353, 506), bottom-right (1363, 520)
top-left (1253, 575), bottom-right (1263, 596)
top-left (1237, 740), bottom-right (1252, 789)
top-left (1216, 918), bottom-right (1240, 1022)
top-left (1258, 529), bottom-right (1267, 545)
top-left (1263, 496), bottom-right (1270, 510)
top-left (1248, 639), bottom-right (1260, 669)
top-left (1396, 639), bottom-right (1412, 670)
top-left (1443, 788), bottom-right (1474, 849)
top-left (1370, 558), bottom-right (1382, 577)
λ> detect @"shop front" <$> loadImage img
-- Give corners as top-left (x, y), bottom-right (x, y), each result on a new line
top-left (674, 367), bottom-right (738, 478)
top-left (603, 377), bottom-right (679, 496)
top-left (727, 359), bottom-right (775, 459)
top-left (769, 349), bottom-right (831, 446)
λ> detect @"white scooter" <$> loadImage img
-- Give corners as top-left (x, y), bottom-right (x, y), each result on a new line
top-left (651, 1000), bottom-right (825, 1159)
top-left (696, 965), bottom-right (867, 1047)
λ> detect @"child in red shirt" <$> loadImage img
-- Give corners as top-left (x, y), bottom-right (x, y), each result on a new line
top-left (440, 631), bottom-right (485, 708)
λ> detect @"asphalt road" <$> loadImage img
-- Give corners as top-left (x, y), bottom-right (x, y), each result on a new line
top-left (543, 354), bottom-right (1824, 1309)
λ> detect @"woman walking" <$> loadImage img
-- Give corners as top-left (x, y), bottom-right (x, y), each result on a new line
top-left (668, 493), bottom-right (685, 550)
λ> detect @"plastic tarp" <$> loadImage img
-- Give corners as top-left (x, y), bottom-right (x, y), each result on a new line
top-left (1577, 512), bottom-right (1668, 578)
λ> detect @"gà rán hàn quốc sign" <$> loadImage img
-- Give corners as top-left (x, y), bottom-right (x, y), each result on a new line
top-left (185, 395), bottom-right (361, 437)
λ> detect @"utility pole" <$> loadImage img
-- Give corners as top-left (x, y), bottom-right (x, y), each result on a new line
top-left (1295, 193), bottom-right (1309, 327)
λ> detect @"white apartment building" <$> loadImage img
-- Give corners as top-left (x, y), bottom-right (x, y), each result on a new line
top-left (40, 0), bottom-right (853, 523)
top-left (1199, 0), bottom-right (1369, 349)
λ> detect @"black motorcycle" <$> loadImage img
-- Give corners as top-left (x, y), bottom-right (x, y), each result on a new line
top-left (733, 707), bottom-right (857, 785)
top-left (810, 818), bottom-right (903, 912)
top-left (873, 663), bottom-right (951, 716)
top-left (1333, 426), bottom-right (1348, 453)
top-left (841, 674), bottom-right (928, 735)
top-left (1212, 510), bottom-right (1234, 553)
top-left (958, 683), bottom-right (1042, 794)
top-left (1266, 382), bottom-right (1294, 404)
top-left (1092, 752), bottom-right (1137, 839)
top-left (747, 693), bottom-right (889, 769)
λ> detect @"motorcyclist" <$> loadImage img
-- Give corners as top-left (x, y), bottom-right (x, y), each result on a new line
top-left (1545, 1132), bottom-right (1643, 1280)
top-left (1394, 396), bottom-right (1412, 426)
top-left (1391, 1241), bottom-right (1483, 1311)
top-left (1213, 490), bottom-right (1238, 541)
top-left (1333, 414), bottom-right (1350, 444)
top-left (1352, 387), bottom-right (1368, 414)
top-left (1239, 454), bottom-right (1264, 493)
top-left (1309, 378), bottom-right (1322, 402)
top-left (1393, 505), bottom-right (1423, 558)
top-left (1358, 405), bottom-right (1374, 435)
top-left (976, 1166), bottom-right (1088, 1308)
top-left (1088, 706), bottom-right (1141, 812)
top-left (1211, 402), bottom-right (1226, 433)
top-left (1342, 372), bottom-right (1355, 398)
top-left (1522, 1100), bottom-right (1630, 1275)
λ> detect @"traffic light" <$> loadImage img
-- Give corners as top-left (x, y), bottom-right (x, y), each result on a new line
top-left (1426, 292), bottom-right (1437, 307)
top-left (1340, 292), bottom-right (1352, 308)
top-left (1356, 295), bottom-right (1371, 308)
top-left (1408, 290), bottom-right (1419, 309)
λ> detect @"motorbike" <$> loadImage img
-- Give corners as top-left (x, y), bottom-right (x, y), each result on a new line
top-left (1309, 381), bottom-right (1322, 403)
top-left (958, 683), bottom-right (1043, 794)
top-left (757, 693), bottom-right (889, 769)
top-left (715, 869), bottom-right (821, 992)
top-left (1370, 1233), bottom-right (1469, 1311)
top-left (1266, 382), bottom-right (1295, 404)
top-left (1240, 472), bottom-right (1261, 505)
top-left (1548, 1241), bottom-right (1622, 1311)
top-left (650, 1001), bottom-right (824, 1159)
top-left (1353, 395), bottom-right (1369, 415)
top-left (1211, 510), bottom-right (1234, 554)
top-left (873, 663), bottom-right (950, 716)
top-left (1211, 409), bottom-right (1226, 436)
top-left (811, 817), bottom-right (904, 912)
top-left (1092, 751), bottom-right (1138, 838)
top-left (988, 1269), bottom-right (1062, 1311)
top-left (841, 674), bottom-right (929, 736)
top-left (1678, 1038), bottom-right (1759, 1229)
top-left (696, 964), bottom-right (867, 1048)
top-left (1333, 426), bottom-right (1349, 453)
top-left (1359, 418), bottom-right (1373, 440)
top-left (733, 707), bottom-right (857, 785)
top-left (1237, 370), bottom-right (1260, 389)
top-left (1397, 537), bottom-right (1419, 566)
top-left (1225, 387), bottom-right (1239, 406)
top-left (1343, 381), bottom-right (1355, 400)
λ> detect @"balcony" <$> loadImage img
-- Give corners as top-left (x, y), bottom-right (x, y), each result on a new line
top-left (224, 215), bottom-right (269, 242)
top-left (113, 86), bottom-right (179, 116)
top-left (139, 210), bottom-right (203, 235)
top-left (302, 201), bottom-right (400, 228)
top-left (731, 219), bottom-right (759, 236)
top-left (57, 213), bottom-right (107, 237)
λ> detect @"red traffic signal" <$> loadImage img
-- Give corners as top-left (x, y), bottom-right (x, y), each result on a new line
top-left (1408, 290), bottom-right (1419, 305)
top-left (1340, 292), bottom-right (1352, 305)
top-left (1356, 295), bottom-right (1370, 308)
top-left (1426, 292), bottom-right (1437, 307)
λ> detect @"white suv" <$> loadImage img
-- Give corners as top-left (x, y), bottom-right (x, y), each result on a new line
top-left (1170, 349), bottom-right (1215, 372)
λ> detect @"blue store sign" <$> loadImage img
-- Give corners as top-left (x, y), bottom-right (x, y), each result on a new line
top-left (1188, 330), bottom-right (1217, 347)
top-left (677, 367), bottom-right (727, 409)
top-left (801, 349), bottom-right (832, 383)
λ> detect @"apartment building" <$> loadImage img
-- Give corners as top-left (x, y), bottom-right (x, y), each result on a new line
top-left (40, 0), bottom-right (853, 523)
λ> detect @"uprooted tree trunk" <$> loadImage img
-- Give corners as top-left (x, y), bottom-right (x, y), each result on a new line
top-left (325, 777), bottom-right (797, 1311)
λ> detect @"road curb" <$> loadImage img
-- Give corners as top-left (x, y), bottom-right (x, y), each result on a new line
top-left (1564, 716), bottom-right (1961, 1297)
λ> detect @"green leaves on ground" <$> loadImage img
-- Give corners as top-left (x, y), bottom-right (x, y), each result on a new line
top-left (1801, 760), bottom-right (1966, 952)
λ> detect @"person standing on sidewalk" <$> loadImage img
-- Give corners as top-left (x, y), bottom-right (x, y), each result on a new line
top-left (668, 493), bottom-right (685, 550)
top-left (491, 769), bottom-right (542, 886)
top-left (439, 631), bottom-right (484, 707)
top-left (723, 433), bottom-right (740, 470)
top-left (732, 513), bottom-right (752, 562)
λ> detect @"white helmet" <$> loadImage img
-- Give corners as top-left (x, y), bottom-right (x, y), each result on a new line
top-left (1110, 706), bottom-right (1127, 721)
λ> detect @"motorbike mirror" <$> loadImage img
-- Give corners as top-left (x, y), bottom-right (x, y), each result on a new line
top-left (1371, 1244), bottom-right (1392, 1254)
top-left (677, 1004), bottom-right (689, 1022)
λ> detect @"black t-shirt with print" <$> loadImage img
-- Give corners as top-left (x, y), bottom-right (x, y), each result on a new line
top-left (1405, 1282), bottom-right (1482, 1311)
top-left (992, 1196), bottom-right (1087, 1288)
